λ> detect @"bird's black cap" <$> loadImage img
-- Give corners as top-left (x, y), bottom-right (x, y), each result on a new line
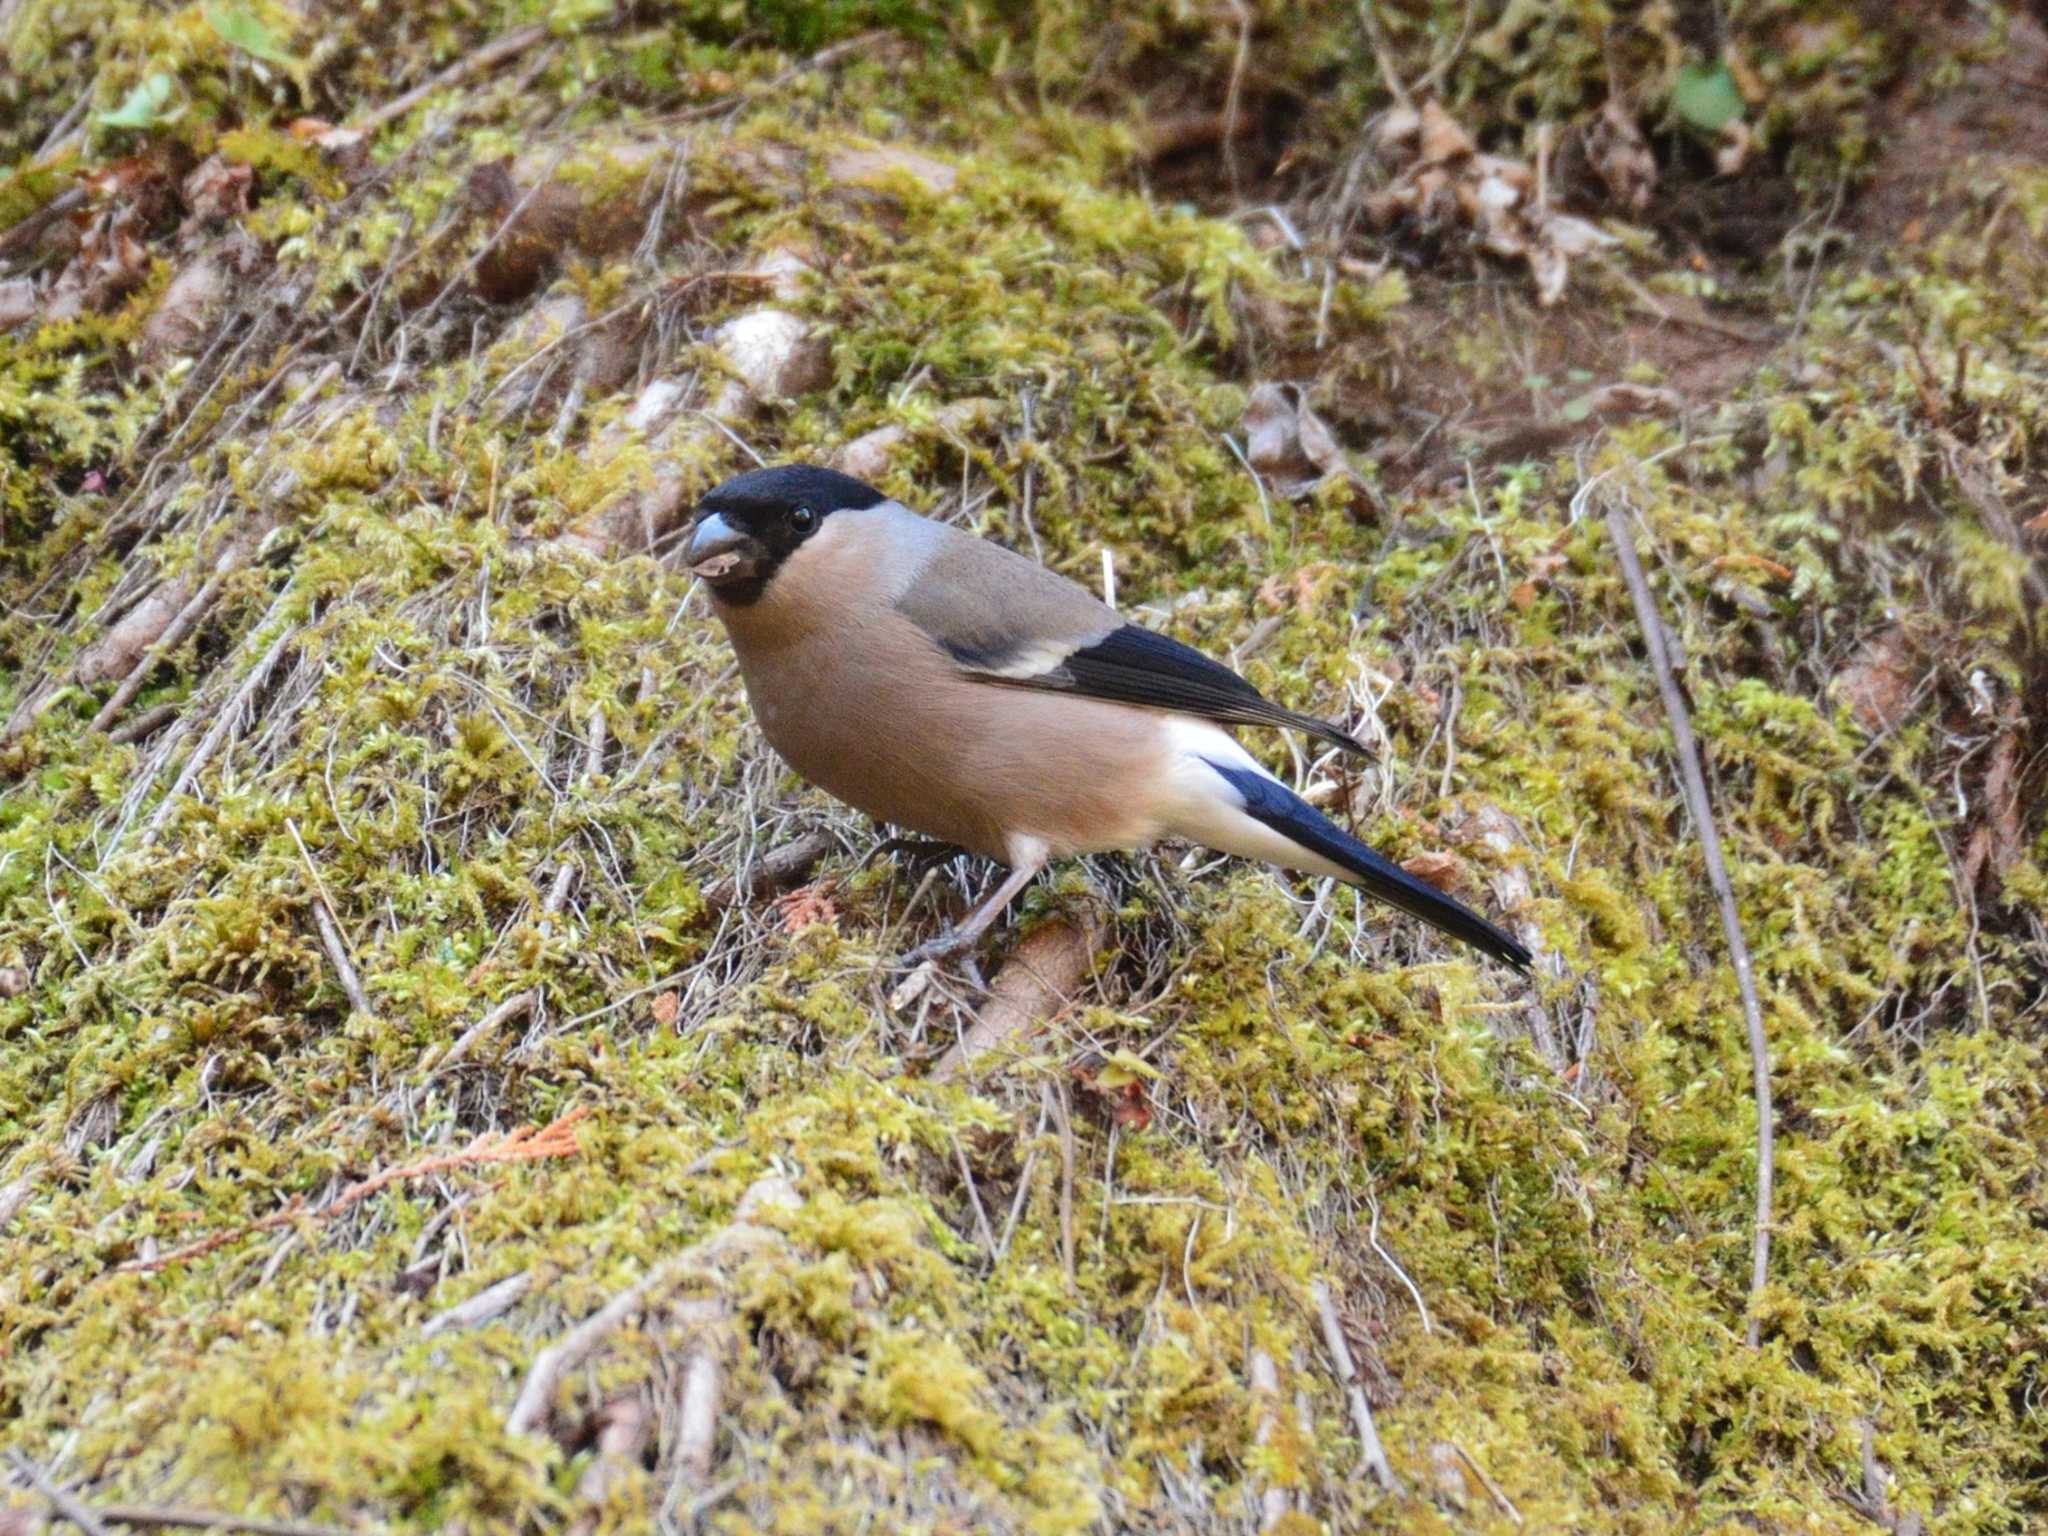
top-left (696, 464), bottom-right (887, 518)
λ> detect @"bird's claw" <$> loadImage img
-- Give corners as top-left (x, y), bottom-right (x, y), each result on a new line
top-left (885, 927), bottom-right (989, 1009)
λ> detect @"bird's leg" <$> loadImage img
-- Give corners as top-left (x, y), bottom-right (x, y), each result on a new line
top-left (896, 859), bottom-right (1045, 968)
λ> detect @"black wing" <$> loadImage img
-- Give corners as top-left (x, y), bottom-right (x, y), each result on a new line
top-left (962, 622), bottom-right (1371, 761)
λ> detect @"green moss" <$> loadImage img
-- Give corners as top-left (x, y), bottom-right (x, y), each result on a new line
top-left (0, 2), bottom-right (2044, 1533)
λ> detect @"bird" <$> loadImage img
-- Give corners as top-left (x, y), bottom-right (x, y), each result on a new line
top-left (684, 463), bottom-right (1532, 972)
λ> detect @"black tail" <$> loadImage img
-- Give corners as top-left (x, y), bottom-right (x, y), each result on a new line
top-left (1204, 760), bottom-right (1534, 971)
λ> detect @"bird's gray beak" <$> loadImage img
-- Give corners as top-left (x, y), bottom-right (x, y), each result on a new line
top-left (684, 511), bottom-right (759, 584)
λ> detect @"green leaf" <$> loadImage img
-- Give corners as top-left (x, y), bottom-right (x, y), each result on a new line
top-left (1093, 1049), bottom-right (1161, 1090)
top-left (206, 5), bottom-right (301, 69)
top-left (1673, 61), bottom-right (1744, 134)
top-left (98, 73), bottom-right (180, 131)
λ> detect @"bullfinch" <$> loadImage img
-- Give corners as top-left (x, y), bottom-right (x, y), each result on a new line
top-left (685, 464), bottom-right (1531, 971)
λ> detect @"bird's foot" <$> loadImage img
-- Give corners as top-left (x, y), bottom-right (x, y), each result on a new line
top-left (895, 924), bottom-right (978, 969)
top-left (886, 926), bottom-right (990, 1009)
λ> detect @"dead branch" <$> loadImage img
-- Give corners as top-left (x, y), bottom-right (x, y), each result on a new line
top-left (0, 186), bottom-right (87, 260)
top-left (1248, 1347), bottom-right (1292, 1530)
top-left (138, 622), bottom-right (301, 846)
top-left (85, 575), bottom-right (223, 733)
top-left (1312, 1279), bottom-right (1399, 1492)
top-left (352, 24), bottom-right (551, 135)
top-left (506, 1174), bottom-right (796, 1439)
top-left (65, 1506), bottom-right (353, 1536)
top-left (1837, 1419), bottom-right (1925, 1536)
top-left (433, 991), bottom-right (537, 1075)
top-left (289, 819), bottom-right (372, 1018)
top-left (929, 912), bottom-right (1106, 1081)
top-left (5, 1451), bottom-right (112, 1536)
top-left (419, 1269), bottom-right (535, 1340)
top-left (1450, 1444), bottom-right (1522, 1526)
top-left (701, 831), bottom-right (835, 909)
top-left (671, 1332), bottom-right (725, 1499)
top-left (108, 703), bottom-right (179, 747)
top-left (1048, 1080), bottom-right (1076, 1285)
top-left (1594, 488), bottom-right (1774, 1348)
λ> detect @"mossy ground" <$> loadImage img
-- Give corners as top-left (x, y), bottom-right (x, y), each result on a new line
top-left (1, 3), bottom-right (2045, 1532)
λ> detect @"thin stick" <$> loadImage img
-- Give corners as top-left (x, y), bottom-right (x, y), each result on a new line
top-left (419, 1268), bottom-right (534, 1340)
top-left (352, 23), bottom-right (550, 134)
top-left (1048, 1081), bottom-right (1076, 1285)
top-left (702, 831), bottom-right (834, 908)
top-left (1597, 493), bottom-right (1774, 1347)
top-left (88, 574), bottom-right (224, 734)
top-left (1248, 1348), bottom-right (1292, 1529)
top-left (1356, 0), bottom-right (1415, 114)
top-left (671, 1340), bottom-right (724, 1495)
top-left (87, 1506), bottom-right (356, 1536)
top-left (506, 1178), bottom-right (787, 1436)
top-left (0, 186), bottom-right (86, 258)
top-left (140, 624), bottom-right (300, 844)
top-left (289, 819), bottom-right (371, 1018)
top-left (109, 702), bottom-right (179, 746)
top-left (118, 1110), bottom-right (587, 1274)
top-left (7, 1449), bottom-right (114, 1536)
top-left (1452, 1444), bottom-right (1523, 1526)
top-left (948, 1132), bottom-right (995, 1254)
top-left (1312, 1280), bottom-right (1399, 1492)
top-left (434, 990), bottom-right (536, 1074)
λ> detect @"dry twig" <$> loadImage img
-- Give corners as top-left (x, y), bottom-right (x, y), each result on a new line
top-left (137, 623), bottom-right (301, 846)
top-left (6, 1451), bottom-right (113, 1536)
top-left (351, 24), bottom-right (551, 135)
top-left (701, 831), bottom-right (834, 908)
top-left (289, 819), bottom-right (371, 1018)
top-left (71, 1506), bottom-right (354, 1536)
top-left (418, 1268), bottom-right (535, 1340)
top-left (506, 1174), bottom-right (795, 1439)
top-left (117, 1109), bottom-right (589, 1274)
top-left (1589, 483), bottom-right (1774, 1347)
top-left (1312, 1280), bottom-right (1399, 1492)
top-left (1248, 1348), bottom-right (1292, 1529)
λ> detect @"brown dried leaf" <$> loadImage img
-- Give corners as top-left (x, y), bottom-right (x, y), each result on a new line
top-left (44, 203), bottom-right (150, 321)
top-left (179, 153), bottom-right (253, 232)
top-left (1583, 100), bottom-right (1657, 212)
top-left (140, 231), bottom-right (263, 361)
top-left (1832, 628), bottom-right (1916, 734)
top-left (1417, 100), bottom-right (1475, 164)
top-left (1961, 731), bottom-right (2023, 893)
top-left (1111, 1081), bottom-right (1153, 1132)
top-left (1400, 850), bottom-right (1470, 895)
top-left (1375, 105), bottom-right (1422, 153)
top-left (1244, 383), bottom-right (1358, 498)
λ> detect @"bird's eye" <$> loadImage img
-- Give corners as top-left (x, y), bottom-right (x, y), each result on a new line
top-left (788, 505), bottom-right (818, 535)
